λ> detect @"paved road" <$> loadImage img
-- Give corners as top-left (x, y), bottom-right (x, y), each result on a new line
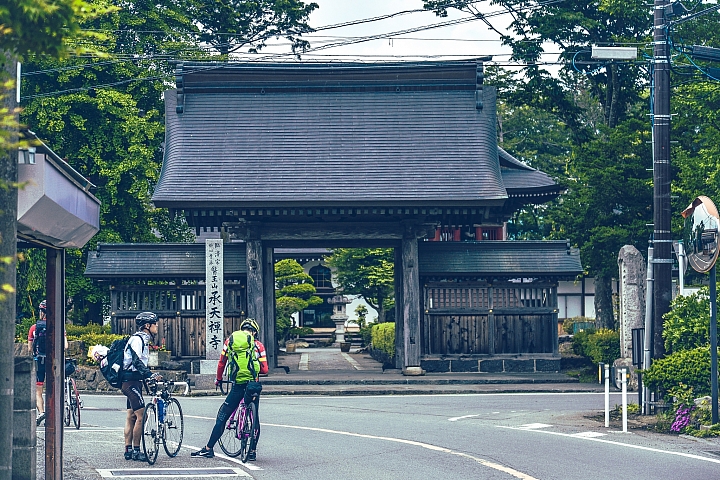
top-left (34, 349), bottom-right (720, 479)
top-left (41, 391), bottom-right (720, 480)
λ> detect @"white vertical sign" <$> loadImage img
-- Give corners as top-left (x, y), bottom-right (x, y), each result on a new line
top-left (205, 239), bottom-right (224, 360)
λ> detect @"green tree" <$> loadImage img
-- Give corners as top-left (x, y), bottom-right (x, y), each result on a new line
top-left (325, 248), bottom-right (394, 324)
top-left (274, 259), bottom-right (321, 343)
top-left (662, 287), bottom-right (716, 354)
top-left (194, 0), bottom-right (318, 55)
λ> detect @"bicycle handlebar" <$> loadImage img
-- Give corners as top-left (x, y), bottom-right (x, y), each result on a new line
top-left (149, 380), bottom-right (190, 396)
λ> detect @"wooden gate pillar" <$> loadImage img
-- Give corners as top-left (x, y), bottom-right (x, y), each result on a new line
top-left (401, 231), bottom-right (422, 375)
top-left (263, 246), bottom-right (276, 368)
top-left (246, 237), bottom-right (265, 346)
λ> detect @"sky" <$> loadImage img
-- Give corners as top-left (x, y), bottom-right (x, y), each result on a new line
top-left (239, 0), bottom-right (541, 67)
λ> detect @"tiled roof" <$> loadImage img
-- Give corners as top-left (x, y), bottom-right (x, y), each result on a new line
top-left (84, 243), bottom-right (247, 278)
top-left (152, 61), bottom-right (508, 209)
top-left (419, 240), bottom-right (582, 279)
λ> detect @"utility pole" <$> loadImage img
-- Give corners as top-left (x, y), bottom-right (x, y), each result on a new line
top-left (652, 0), bottom-right (672, 360)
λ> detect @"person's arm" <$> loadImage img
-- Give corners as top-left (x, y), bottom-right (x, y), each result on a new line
top-left (127, 335), bottom-right (154, 379)
top-left (27, 324), bottom-right (35, 350)
top-left (215, 338), bottom-right (230, 385)
top-left (255, 340), bottom-right (269, 375)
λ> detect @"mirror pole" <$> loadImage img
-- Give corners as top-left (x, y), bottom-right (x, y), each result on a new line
top-left (711, 264), bottom-right (718, 424)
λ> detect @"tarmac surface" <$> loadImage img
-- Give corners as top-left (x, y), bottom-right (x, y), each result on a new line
top-left (36, 348), bottom-right (720, 479)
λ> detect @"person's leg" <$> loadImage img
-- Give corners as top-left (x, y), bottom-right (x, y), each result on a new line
top-left (121, 381), bottom-right (146, 460)
top-left (124, 409), bottom-right (136, 460)
top-left (192, 383), bottom-right (245, 457)
top-left (35, 358), bottom-right (46, 425)
top-left (132, 407), bottom-right (145, 446)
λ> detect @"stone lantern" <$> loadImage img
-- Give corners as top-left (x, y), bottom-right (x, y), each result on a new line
top-left (328, 294), bottom-right (351, 345)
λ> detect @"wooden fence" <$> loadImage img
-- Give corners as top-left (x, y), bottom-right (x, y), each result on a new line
top-left (423, 281), bottom-right (558, 356)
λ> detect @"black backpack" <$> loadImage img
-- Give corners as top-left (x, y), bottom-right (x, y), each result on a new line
top-left (99, 334), bottom-right (142, 388)
top-left (33, 320), bottom-right (47, 357)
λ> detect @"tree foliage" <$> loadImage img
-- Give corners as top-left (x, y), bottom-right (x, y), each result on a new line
top-left (325, 248), bottom-right (394, 323)
top-left (274, 259), bottom-right (321, 343)
top-left (662, 287), bottom-right (716, 354)
top-left (194, 0), bottom-right (318, 55)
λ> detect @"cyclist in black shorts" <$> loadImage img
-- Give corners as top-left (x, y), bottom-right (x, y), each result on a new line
top-left (121, 312), bottom-right (162, 461)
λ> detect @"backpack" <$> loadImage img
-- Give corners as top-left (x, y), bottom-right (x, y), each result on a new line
top-left (33, 320), bottom-right (47, 357)
top-left (226, 331), bottom-right (260, 384)
top-left (99, 334), bottom-right (142, 388)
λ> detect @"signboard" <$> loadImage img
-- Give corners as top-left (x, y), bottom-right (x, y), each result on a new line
top-left (205, 239), bottom-right (224, 360)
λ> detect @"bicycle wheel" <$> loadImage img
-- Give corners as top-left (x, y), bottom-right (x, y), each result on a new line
top-left (141, 403), bottom-right (159, 465)
top-left (240, 402), bottom-right (257, 463)
top-left (162, 398), bottom-right (184, 457)
top-left (217, 408), bottom-right (242, 457)
top-left (70, 378), bottom-right (81, 429)
top-left (63, 383), bottom-right (71, 427)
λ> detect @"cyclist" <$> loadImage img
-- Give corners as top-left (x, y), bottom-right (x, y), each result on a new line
top-left (122, 311), bottom-right (162, 461)
top-left (28, 300), bottom-right (68, 426)
top-left (192, 318), bottom-right (268, 460)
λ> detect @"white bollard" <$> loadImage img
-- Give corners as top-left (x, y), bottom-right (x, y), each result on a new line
top-left (605, 364), bottom-right (610, 428)
top-left (622, 367), bottom-right (628, 433)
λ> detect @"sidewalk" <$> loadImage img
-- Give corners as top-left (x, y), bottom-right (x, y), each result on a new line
top-left (190, 347), bottom-right (607, 396)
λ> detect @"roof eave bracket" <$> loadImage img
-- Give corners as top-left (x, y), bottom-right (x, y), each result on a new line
top-left (176, 63), bottom-right (185, 114)
top-left (475, 62), bottom-right (484, 110)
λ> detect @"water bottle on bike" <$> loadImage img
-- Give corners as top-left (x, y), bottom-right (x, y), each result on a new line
top-left (157, 398), bottom-right (165, 423)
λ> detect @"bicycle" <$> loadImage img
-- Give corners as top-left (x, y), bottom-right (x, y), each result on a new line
top-left (63, 359), bottom-right (81, 429)
top-left (216, 380), bottom-right (260, 463)
top-left (141, 380), bottom-right (189, 465)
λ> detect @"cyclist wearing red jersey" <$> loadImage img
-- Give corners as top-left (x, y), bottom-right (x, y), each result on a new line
top-left (192, 318), bottom-right (268, 461)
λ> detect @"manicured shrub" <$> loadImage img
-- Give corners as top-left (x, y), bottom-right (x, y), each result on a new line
top-left (371, 322), bottom-right (395, 357)
top-left (77, 333), bottom-right (125, 349)
top-left (583, 328), bottom-right (621, 364)
top-left (662, 287), bottom-right (714, 354)
top-left (66, 323), bottom-right (111, 339)
top-left (643, 347), bottom-right (712, 400)
top-left (571, 329), bottom-right (594, 357)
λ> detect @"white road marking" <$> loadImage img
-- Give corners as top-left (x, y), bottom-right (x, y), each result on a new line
top-left (499, 425), bottom-right (720, 464)
top-left (449, 414), bottom-right (482, 422)
top-left (340, 352), bottom-right (363, 370)
top-left (517, 423), bottom-right (553, 430)
top-left (263, 422), bottom-right (538, 479)
top-left (97, 467), bottom-right (249, 478)
top-left (571, 432), bottom-right (607, 438)
top-left (298, 353), bottom-right (309, 371)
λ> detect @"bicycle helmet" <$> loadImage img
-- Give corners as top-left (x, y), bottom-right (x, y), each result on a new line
top-left (135, 311), bottom-right (158, 328)
top-left (39, 300), bottom-right (46, 311)
top-left (240, 318), bottom-right (260, 335)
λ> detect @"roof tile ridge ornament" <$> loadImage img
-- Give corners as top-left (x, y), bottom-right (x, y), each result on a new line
top-left (176, 63), bottom-right (184, 114)
top-left (475, 61), bottom-right (484, 110)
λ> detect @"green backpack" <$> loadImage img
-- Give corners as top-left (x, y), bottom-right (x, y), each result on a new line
top-left (227, 331), bottom-right (260, 384)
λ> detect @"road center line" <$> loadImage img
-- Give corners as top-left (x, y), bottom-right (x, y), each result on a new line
top-left (498, 425), bottom-right (720, 464)
top-left (263, 422), bottom-right (537, 479)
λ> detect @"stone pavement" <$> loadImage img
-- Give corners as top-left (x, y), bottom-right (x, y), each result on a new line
top-left (189, 347), bottom-right (607, 396)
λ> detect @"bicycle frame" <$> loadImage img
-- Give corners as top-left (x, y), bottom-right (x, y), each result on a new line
top-left (141, 380), bottom-right (189, 465)
top-left (63, 361), bottom-right (81, 429)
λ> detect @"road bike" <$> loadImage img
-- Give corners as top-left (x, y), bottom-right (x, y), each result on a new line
top-left (216, 380), bottom-right (260, 463)
top-left (141, 380), bottom-right (189, 465)
top-left (63, 359), bottom-right (81, 429)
